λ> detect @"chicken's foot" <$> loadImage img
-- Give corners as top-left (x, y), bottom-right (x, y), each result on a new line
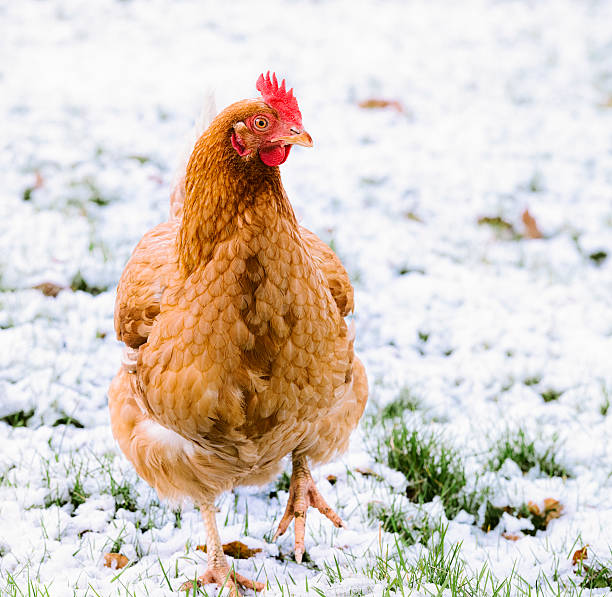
top-left (180, 502), bottom-right (264, 596)
top-left (273, 453), bottom-right (345, 563)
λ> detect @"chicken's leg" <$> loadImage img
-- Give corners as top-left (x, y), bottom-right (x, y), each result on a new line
top-left (273, 453), bottom-right (345, 562)
top-left (181, 502), bottom-right (264, 596)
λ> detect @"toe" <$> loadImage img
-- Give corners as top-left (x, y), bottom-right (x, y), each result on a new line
top-left (273, 511), bottom-right (293, 540)
top-left (234, 572), bottom-right (265, 592)
top-left (293, 510), bottom-right (306, 563)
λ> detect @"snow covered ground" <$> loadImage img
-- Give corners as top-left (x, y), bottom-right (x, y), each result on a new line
top-left (2, 0), bottom-right (612, 595)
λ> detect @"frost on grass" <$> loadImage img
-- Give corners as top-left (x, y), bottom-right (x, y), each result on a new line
top-left (488, 428), bottom-right (570, 479)
top-left (3, 0), bottom-right (612, 595)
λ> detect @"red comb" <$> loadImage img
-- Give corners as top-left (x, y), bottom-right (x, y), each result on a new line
top-left (256, 71), bottom-right (302, 127)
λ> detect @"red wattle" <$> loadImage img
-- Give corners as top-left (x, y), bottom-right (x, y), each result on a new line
top-left (259, 144), bottom-right (291, 167)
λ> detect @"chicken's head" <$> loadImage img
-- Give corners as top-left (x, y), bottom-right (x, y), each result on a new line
top-left (230, 72), bottom-right (312, 167)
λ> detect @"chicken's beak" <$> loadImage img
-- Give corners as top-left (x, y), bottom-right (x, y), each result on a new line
top-left (273, 129), bottom-right (313, 148)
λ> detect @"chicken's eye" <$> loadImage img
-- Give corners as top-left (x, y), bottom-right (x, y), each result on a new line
top-left (253, 116), bottom-right (269, 131)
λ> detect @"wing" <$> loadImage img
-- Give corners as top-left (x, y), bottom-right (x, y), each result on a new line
top-left (299, 226), bottom-right (354, 316)
top-left (114, 221), bottom-right (179, 349)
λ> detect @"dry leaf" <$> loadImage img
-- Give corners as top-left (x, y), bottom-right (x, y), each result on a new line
top-left (572, 546), bottom-right (588, 565)
top-left (34, 282), bottom-right (64, 297)
top-left (502, 533), bottom-right (521, 541)
top-left (34, 172), bottom-right (44, 189)
top-left (196, 541), bottom-right (261, 559)
top-left (543, 498), bottom-right (563, 523)
top-left (528, 498), bottom-right (564, 527)
top-left (527, 501), bottom-right (541, 516)
top-left (358, 98), bottom-right (405, 112)
top-left (522, 209), bottom-right (543, 239)
top-left (103, 552), bottom-right (129, 569)
top-left (354, 467), bottom-right (384, 481)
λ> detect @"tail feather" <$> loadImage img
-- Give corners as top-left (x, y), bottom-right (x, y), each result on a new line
top-left (169, 90), bottom-right (217, 220)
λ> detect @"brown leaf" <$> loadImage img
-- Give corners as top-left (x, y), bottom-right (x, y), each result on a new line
top-left (502, 533), bottom-right (521, 541)
top-left (354, 467), bottom-right (384, 481)
top-left (358, 98), bottom-right (405, 112)
top-left (543, 498), bottom-right (563, 523)
top-left (34, 282), bottom-right (64, 298)
top-left (103, 553), bottom-right (129, 569)
top-left (572, 546), bottom-right (588, 565)
top-left (522, 209), bottom-right (543, 239)
top-left (326, 474), bottom-right (337, 485)
top-left (34, 172), bottom-right (44, 189)
top-left (196, 541), bottom-right (261, 559)
top-left (527, 501), bottom-right (541, 516)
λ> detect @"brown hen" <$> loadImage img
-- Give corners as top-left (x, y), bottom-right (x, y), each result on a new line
top-left (108, 72), bottom-right (368, 595)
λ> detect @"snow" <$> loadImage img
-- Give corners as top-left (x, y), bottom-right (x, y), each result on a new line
top-left (2, 0), bottom-right (612, 595)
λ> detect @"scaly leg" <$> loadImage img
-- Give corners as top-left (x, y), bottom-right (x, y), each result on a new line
top-left (273, 453), bottom-right (345, 563)
top-left (181, 502), bottom-right (264, 596)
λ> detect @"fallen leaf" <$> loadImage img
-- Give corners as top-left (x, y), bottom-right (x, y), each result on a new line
top-left (527, 501), bottom-right (541, 516)
top-left (526, 498), bottom-right (564, 528)
top-left (502, 533), bottom-right (521, 541)
top-left (572, 546), bottom-right (588, 565)
top-left (358, 98), bottom-right (405, 112)
top-left (196, 541), bottom-right (261, 559)
top-left (543, 498), bottom-right (563, 523)
top-left (103, 552), bottom-right (129, 569)
top-left (34, 282), bottom-right (64, 298)
top-left (354, 467), bottom-right (384, 481)
top-left (522, 209), bottom-right (543, 239)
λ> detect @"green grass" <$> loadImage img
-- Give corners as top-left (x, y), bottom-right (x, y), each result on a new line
top-left (578, 559), bottom-right (612, 589)
top-left (383, 425), bottom-right (479, 519)
top-left (477, 215), bottom-right (520, 240)
top-left (51, 416), bottom-right (84, 428)
top-left (600, 383), bottom-right (610, 416)
top-left (380, 388), bottom-right (422, 420)
top-left (588, 250), bottom-right (608, 265)
top-left (43, 462), bottom-right (90, 511)
top-left (541, 388), bottom-right (563, 403)
top-left (69, 271), bottom-right (108, 296)
top-left (367, 499), bottom-right (433, 546)
top-left (482, 499), bottom-right (563, 535)
top-left (488, 429), bottom-right (570, 478)
top-left (1, 573), bottom-right (52, 597)
top-left (362, 524), bottom-right (514, 596)
top-left (1, 409), bottom-right (35, 428)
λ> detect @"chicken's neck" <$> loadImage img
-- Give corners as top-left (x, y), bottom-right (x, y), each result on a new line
top-left (179, 127), bottom-right (298, 275)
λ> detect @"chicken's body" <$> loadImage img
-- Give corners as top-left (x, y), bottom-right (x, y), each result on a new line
top-left (108, 74), bottom-right (367, 594)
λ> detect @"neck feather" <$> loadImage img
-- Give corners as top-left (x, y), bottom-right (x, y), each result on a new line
top-left (178, 110), bottom-right (298, 274)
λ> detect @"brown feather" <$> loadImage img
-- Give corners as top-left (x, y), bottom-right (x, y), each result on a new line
top-left (109, 97), bottom-right (368, 507)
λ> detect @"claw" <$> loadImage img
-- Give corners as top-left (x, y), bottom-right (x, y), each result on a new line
top-left (273, 454), bottom-right (344, 562)
top-left (180, 566), bottom-right (264, 596)
top-left (190, 503), bottom-right (264, 596)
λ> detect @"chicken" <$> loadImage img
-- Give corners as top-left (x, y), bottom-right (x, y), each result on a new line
top-left (108, 72), bottom-right (368, 595)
